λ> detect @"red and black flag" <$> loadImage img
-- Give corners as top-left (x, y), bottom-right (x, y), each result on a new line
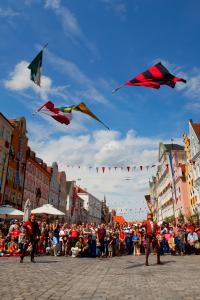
top-left (112, 62), bottom-right (186, 93)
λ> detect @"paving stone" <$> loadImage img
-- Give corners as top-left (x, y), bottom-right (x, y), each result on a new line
top-left (0, 255), bottom-right (200, 300)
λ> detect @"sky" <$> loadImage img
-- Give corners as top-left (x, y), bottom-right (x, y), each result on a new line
top-left (1, 0), bottom-right (200, 220)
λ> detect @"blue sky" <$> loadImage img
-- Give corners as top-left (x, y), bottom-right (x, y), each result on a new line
top-left (1, 0), bottom-right (200, 220)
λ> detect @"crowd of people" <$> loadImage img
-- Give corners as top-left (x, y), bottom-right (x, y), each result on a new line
top-left (0, 214), bottom-right (200, 263)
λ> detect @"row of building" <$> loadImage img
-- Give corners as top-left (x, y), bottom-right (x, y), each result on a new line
top-left (148, 120), bottom-right (200, 224)
top-left (0, 113), bottom-right (110, 224)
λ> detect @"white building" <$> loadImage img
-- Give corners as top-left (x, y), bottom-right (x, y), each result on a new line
top-left (78, 189), bottom-right (102, 224)
top-left (156, 143), bottom-right (185, 224)
top-left (48, 162), bottom-right (59, 208)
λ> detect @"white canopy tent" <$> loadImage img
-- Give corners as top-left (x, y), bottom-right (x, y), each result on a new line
top-left (31, 204), bottom-right (65, 216)
top-left (0, 205), bottom-right (24, 218)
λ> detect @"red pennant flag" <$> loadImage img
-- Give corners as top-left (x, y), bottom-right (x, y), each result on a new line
top-left (166, 164), bottom-right (169, 169)
top-left (127, 166), bottom-right (130, 172)
top-left (112, 62), bottom-right (186, 92)
top-left (140, 166), bottom-right (143, 171)
top-left (102, 167), bottom-right (105, 173)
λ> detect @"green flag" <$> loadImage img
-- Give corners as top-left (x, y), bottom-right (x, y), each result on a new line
top-left (28, 50), bottom-right (43, 86)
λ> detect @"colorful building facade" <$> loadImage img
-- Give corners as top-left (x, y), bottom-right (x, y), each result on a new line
top-left (23, 148), bottom-right (51, 209)
top-left (48, 162), bottom-right (59, 208)
top-left (58, 171), bottom-right (67, 213)
top-left (188, 120), bottom-right (200, 215)
top-left (172, 148), bottom-right (190, 221)
top-left (154, 143), bottom-right (189, 224)
top-left (4, 117), bottom-right (28, 209)
top-left (0, 113), bottom-right (13, 205)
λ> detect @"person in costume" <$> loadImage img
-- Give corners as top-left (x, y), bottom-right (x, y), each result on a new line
top-left (142, 213), bottom-right (162, 266)
top-left (0, 233), bottom-right (5, 254)
top-left (20, 213), bottom-right (40, 263)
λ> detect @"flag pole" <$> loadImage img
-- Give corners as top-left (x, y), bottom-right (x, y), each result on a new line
top-left (32, 102), bottom-right (47, 116)
top-left (112, 84), bottom-right (125, 93)
top-left (42, 43), bottom-right (48, 51)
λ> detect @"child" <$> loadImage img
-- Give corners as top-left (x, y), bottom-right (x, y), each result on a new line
top-left (108, 235), bottom-right (113, 258)
top-left (18, 228), bottom-right (29, 256)
top-left (8, 236), bottom-right (19, 255)
top-left (96, 239), bottom-right (101, 257)
top-left (37, 235), bottom-right (45, 255)
top-left (49, 232), bottom-right (59, 256)
top-left (132, 231), bottom-right (140, 256)
top-left (103, 236), bottom-right (108, 257)
top-left (0, 234), bottom-right (5, 254)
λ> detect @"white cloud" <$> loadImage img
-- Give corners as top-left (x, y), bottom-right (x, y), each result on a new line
top-left (29, 126), bottom-right (174, 220)
top-left (153, 58), bottom-right (200, 111)
top-left (46, 50), bottom-right (108, 104)
top-left (3, 55), bottom-right (109, 132)
top-left (0, 7), bottom-right (19, 17)
top-left (4, 60), bottom-right (52, 99)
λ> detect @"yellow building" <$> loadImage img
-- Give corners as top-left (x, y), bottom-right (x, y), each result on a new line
top-left (183, 133), bottom-right (197, 215)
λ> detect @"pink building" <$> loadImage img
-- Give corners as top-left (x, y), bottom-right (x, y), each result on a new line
top-left (172, 150), bottom-right (190, 221)
top-left (23, 148), bottom-right (50, 209)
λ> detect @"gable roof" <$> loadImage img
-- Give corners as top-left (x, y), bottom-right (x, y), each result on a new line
top-left (164, 144), bottom-right (184, 151)
top-left (191, 123), bottom-right (200, 140)
top-left (158, 142), bottom-right (184, 162)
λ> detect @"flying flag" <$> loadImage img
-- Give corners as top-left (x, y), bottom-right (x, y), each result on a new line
top-left (28, 50), bottom-right (43, 86)
top-left (61, 102), bottom-right (109, 130)
top-left (112, 62), bottom-right (186, 92)
top-left (36, 101), bottom-right (109, 129)
top-left (37, 101), bottom-right (72, 125)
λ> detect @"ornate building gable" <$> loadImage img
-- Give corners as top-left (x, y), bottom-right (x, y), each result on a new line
top-left (189, 121), bottom-right (200, 159)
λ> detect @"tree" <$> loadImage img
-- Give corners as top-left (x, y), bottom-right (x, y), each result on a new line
top-left (178, 210), bottom-right (184, 224)
top-left (188, 208), bottom-right (199, 225)
top-left (164, 215), bottom-right (175, 225)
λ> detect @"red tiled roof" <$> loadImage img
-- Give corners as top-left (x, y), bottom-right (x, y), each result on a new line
top-left (192, 123), bottom-right (200, 140)
top-left (112, 216), bottom-right (126, 224)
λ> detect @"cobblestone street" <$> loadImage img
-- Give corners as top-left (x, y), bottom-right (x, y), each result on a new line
top-left (0, 254), bottom-right (200, 300)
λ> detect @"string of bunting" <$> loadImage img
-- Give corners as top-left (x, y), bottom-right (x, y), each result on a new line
top-left (116, 208), bottom-right (149, 213)
top-left (66, 164), bottom-right (160, 173)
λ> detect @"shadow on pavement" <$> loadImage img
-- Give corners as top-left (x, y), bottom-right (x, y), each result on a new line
top-left (151, 260), bottom-right (176, 266)
top-left (126, 260), bottom-right (176, 269)
top-left (126, 263), bottom-right (145, 269)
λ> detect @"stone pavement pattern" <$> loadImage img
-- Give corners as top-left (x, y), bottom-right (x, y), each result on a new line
top-left (0, 255), bottom-right (200, 300)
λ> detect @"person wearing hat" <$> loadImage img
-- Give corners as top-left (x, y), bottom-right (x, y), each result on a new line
top-left (142, 213), bottom-right (162, 266)
top-left (20, 213), bottom-right (40, 263)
